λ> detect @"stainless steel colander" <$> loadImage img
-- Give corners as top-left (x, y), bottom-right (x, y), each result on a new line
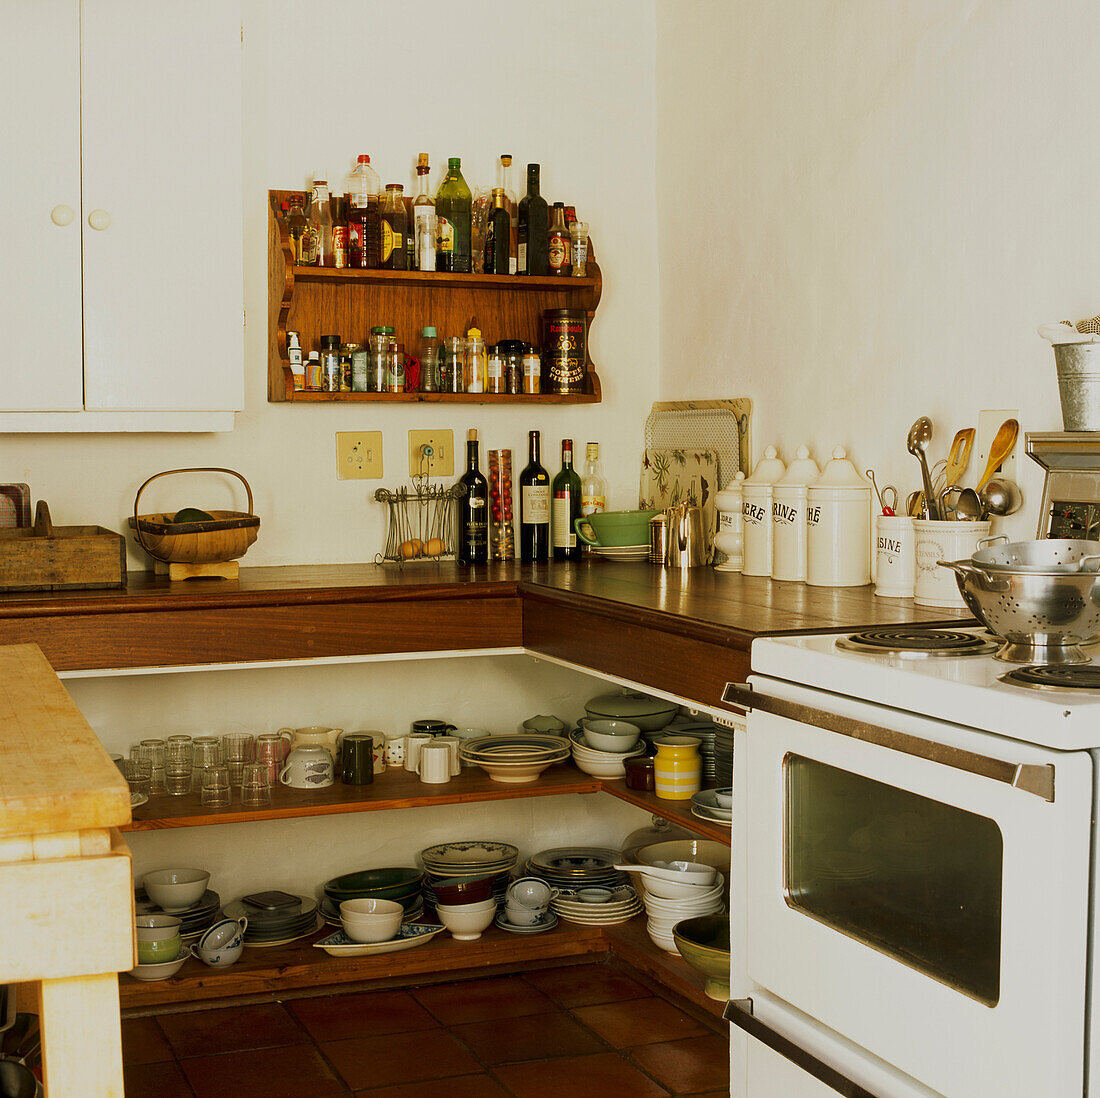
top-left (938, 558), bottom-right (1100, 664)
top-left (971, 536), bottom-right (1100, 573)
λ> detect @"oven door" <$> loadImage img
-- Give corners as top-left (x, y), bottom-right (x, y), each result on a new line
top-left (730, 676), bottom-right (1092, 1098)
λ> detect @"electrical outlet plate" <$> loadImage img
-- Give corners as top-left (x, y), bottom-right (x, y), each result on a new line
top-left (975, 410), bottom-right (1019, 486)
top-left (336, 431), bottom-right (383, 479)
top-left (408, 429), bottom-right (454, 477)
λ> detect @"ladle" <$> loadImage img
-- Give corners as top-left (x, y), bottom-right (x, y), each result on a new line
top-left (954, 487), bottom-right (983, 521)
top-left (978, 477), bottom-right (1022, 518)
top-left (907, 417), bottom-right (940, 519)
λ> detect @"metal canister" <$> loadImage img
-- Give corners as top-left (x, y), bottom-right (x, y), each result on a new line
top-left (541, 308), bottom-right (586, 394)
top-left (1053, 342), bottom-right (1100, 430)
top-left (649, 512), bottom-right (668, 565)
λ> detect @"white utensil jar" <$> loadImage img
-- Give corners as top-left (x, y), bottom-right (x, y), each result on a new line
top-left (742, 445), bottom-right (786, 577)
top-left (874, 515), bottom-right (916, 598)
top-left (771, 446), bottom-right (821, 583)
top-left (806, 447), bottom-right (871, 587)
top-left (913, 519), bottom-right (991, 607)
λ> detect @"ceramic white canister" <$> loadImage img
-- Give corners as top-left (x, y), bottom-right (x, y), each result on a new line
top-left (874, 515), bottom-right (917, 598)
top-left (913, 519), bottom-right (991, 607)
top-left (772, 446), bottom-right (821, 583)
top-left (742, 446), bottom-right (786, 577)
top-left (713, 472), bottom-right (746, 572)
top-left (806, 447), bottom-right (872, 587)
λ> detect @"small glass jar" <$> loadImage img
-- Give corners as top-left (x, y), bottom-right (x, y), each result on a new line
top-left (339, 342), bottom-right (359, 393)
top-left (464, 327), bottom-right (486, 394)
top-left (497, 339), bottom-right (525, 395)
top-left (486, 349), bottom-right (505, 394)
top-left (368, 327), bottom-right (393, 393)
top-left (320, 334), bottom-right (340, 393)
top-left (488, 448), bottom-right (514, 561)
top-left (386, 341), bottom-right (405, 393)
top-left (440, 336), bottom-right (465, 393)
top-left (522, 349), bottom-right (541, 394)
top-left (350, 345), bottom-right (370, 392)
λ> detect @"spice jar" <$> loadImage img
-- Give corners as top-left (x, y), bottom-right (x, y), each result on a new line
top-left (806, 446), bottom-right (872, 588)
top-left (488, 449), bottom-right (514, 560)
top-left (742, 446), bottom-right (786, 577)
top-left (440, 337), bottom-right (465, 393)
top-left (464, 328), bottom-right (486, 393)
top-left (350, 344), bottom-right (370, 392)
top-left (319, 334), bottom-right (341, 393)
top-left (772, 446), bottom-right (821, 583)
top-left (486, 348), bottom-right (505, 394)
top-left (418, 326), bottom-right (440, 392)
top-left (339, 342), bottom-right (359, 393)
top-left (522, 348), bottom-right (541, 394)
top-left (497, 339), bottom-right (525, 395)
top-left (386, 341), bottom-right (405, 393)
top-left (368, 327), bottom-right (392, 392)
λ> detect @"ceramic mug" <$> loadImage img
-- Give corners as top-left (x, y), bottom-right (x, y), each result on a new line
top-left (434, 736), bottom-right (462, 777)
top-left (404, 733), bottom-right (433, 773)
top-left (411, 719), bottom-right (456, 737)
top-left (340, 733), bottom-right (375, 786)
top-left (384, 733), bottom-right (407, 767)
top-left (279, 744), bottom-right (334, 788)
top-left (416, 742), bottom-right (451, 785)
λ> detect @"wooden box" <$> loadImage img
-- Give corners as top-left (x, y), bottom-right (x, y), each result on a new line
top-left (0, 502), bottom-right (126, 592)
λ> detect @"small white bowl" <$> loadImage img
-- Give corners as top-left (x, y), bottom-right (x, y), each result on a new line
top-left (128, 954), bottom-right (189, 982)
top-left (714, 788), bottom-right (733, 809)
top-left (143, 869), bottom-right (210, 913)
top-left (581, 719), bottom-right (641, 753)
top-left (434, 897), bottom-right (497, 914)
top-left (639, 871), bottom-right (724, 900)
top-left (340, 898), bottom-right (404, 943)
top-left (577, 888), bottom-right (613, 904)
top-left (436, 903), bottom-right (497, 940)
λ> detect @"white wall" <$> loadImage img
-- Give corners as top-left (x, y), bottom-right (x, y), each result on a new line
top-left (0, 0), bottom-right (659, 567)
top-left (656, 0), bottom-right (1100, 537)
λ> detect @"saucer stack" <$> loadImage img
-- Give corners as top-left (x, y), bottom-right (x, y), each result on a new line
top-left (550, 884), bottom-right (642, 926)
top-left (524, 847), bottom-right (629, 892)
top-left (711, 723), bottom-right (734, 787)
top-left (420, 840), bottom-right (519, 878)
top-left (222, 891), bottom-right (320, 946)
top-left (135, 886), bottom-right (221, 945)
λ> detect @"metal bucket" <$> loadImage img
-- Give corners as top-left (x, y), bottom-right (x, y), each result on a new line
top-left (1053, 342), bottom-right (1100, 430)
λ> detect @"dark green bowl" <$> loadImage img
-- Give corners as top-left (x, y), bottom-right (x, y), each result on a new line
top-left (322, 866), bottom-right (423, 901)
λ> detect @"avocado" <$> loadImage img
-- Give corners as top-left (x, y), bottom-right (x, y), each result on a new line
top-left (172, 507), bottom-right (215, 524)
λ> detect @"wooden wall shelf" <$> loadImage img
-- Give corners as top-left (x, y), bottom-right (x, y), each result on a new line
top-left (268, 190), bottom-right (603, 404)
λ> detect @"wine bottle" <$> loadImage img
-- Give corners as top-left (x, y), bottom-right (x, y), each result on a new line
top-left (435, 157), bottom-right (472, 273)
top-left (520, 430), bottom-right (550, 562)
top-left (580, 442), bottom-right (607, 516)
top-left (552, 439), bottom-right (582, 562)
top-left (517, 164), bottom-right (549, 276)
top-left (457, 429), bottom-right (489, 564)
top-left (484, 188), bottom-right (510, 274)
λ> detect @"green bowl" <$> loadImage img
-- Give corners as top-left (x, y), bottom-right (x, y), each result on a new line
top-left (673, 914), bottom-right (730, 1002)
top-left (575, 509), bottom-right (660, 548)
top-left (322, 867), bottom-right (423, 901)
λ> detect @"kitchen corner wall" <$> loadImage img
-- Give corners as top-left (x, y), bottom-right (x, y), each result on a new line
top-left (655, 0), bottom-right (1100, 537)
top-left (0, 0), bottom-right (659, 568)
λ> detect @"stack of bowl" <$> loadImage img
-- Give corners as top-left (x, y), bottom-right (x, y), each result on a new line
top-left (632, 862), bottom-right (726, 953)
top-left (135, 868), bottom-right (219, 947)
top-left (458, 734), bottom-right (571, 784)
top-left (130, 913), bottom-right (189, 982)
top-left (319, 867), bottom-right (424, 927)
top-left (419, 840), bottom-right (518, 923)
top-left (422, 871), bottom-right (509, 911)
top-left (635, 839), bottom-right (731, 876)
top-left (569, 728), bottom-right (647, 778)
top-left (339, 898), bottom-right (404, 943)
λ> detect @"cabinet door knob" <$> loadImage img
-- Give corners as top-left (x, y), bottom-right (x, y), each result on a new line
top-left (50, 204), bottom-right (74, 227)
top-left (87, 209), bottom-right (111, 231)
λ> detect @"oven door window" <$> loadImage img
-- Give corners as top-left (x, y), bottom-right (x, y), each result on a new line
top-left (785, 754), bottom-right (1003, 1005)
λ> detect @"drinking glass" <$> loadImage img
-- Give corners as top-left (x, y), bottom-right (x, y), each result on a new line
top-left (255, 735), bottom-right (286, 784)
top-left (164, 742), bottom-right (193, 796)
top-left (200, 765), bottom-right (231, 807)
top-left (136, 739), bottom-right (167, 795)
top-left (119, 758), bottom-right (151, 801)
top-left (240, 763), bottom-right (272, 808)
top-left (222, 732), bottom-right (255, 786)
top-left (192, 736), bottom-right (223, 790)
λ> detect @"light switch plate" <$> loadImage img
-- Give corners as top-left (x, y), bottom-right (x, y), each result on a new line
top-left (408, 430), bottom-right (454, 478)
top-left (336, 431), bottom-right (383, 479)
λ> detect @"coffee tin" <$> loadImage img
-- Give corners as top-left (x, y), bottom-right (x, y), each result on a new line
top-left (541, 308), bottom-right (586, 394)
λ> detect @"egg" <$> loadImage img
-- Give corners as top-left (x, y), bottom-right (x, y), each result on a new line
top-left (425, 538), bottom-right (445, 557)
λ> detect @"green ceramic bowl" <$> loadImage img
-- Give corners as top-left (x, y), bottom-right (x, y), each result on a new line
top-left (672, 914), bottom-right (730, 1002)
top-left (323, 866), bottom-right (423, 902)
top-left (575, 509), bottom-right (660, 548)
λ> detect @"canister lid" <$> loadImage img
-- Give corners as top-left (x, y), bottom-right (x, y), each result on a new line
top-left (811, 446), bottom-right (870, 491)
top-left (744, 445), bottom-right (786, 486)
top-left (715, 471), bottom-right (746, 510)
top-left (777, 445), bottom-right (821, 486)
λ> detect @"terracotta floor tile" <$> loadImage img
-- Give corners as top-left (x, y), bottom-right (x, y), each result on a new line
top-left (320, 1028), bottom-right (481, 1091)
top-left (573, 996), bottom-right (708, 1048)
top-left (182, 1044), bottom-right (346, 1098)
top-left (353, 1073), bottom-right (512, 1098)
top-left (411, 976), bottom-right (554, 1024)
top-left (496, 1051), bottom-right (670, 1098)
top-left (157, 1002), bottom-right (305, 1059)
top-left (450, 1010), bottom-right (605, 1064)
top-left (121, 1016), bottom-right (174, 1065)
top-left (629, 1034), bottom-right (730, 1094)
top-left (524, 964), bottom-right (651, 1008)
top-left (290, 989), bottom-right (437, 1042)
top-left (123, 1060), bottom-right (195, 1098)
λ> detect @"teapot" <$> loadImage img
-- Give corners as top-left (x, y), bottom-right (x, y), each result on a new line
top-left (665, 502), bottom-right (706, 569)
top-left (278, 725), bottom-right (344, 761)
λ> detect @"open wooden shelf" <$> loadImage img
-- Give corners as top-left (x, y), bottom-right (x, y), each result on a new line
top-left (602, 781), bottom-right (733, 846)
top-left (268, 190), bottom-right (603, 404)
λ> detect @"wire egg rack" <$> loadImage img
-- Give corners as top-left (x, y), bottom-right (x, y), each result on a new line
top-left (373, 470), bottom-right (465, 566)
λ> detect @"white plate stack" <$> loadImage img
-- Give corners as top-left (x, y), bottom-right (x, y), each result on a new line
top-left (550, 884), bottom-right (643, 926)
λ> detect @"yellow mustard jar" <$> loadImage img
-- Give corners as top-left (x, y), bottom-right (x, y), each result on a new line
top-left (653, 734), bottom-right (702, 800)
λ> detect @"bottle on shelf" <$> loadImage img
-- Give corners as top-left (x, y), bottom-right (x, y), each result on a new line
top-left (330, 194), bottom-right (349, 268)
top-left (498, 154), bottom-right (519, 274)
top-left (309, 179), bottom-right (333, 267)
top-left (386, 340), bottom-right (405, 392)
top-left (548, 202), bottom-right (571, 276)
top-left (517, 163), bottom-right (549, 276)
top-left (345, 155), bottom-right (381, 268)
top-left (464, 328), bottom-right (486, 394)
top-left (552, 439), bottom-right (582, 562)
top-left (484, 187), bottom-right (510, 275)
top-left (457, 429), bottom-right (489, 565)
top-left (418, 326), bottom-right (440, 392)
top-left (412, 153), bottom-right (436, 273)
top-left (580, 442), bottom-right (607, 516)
top-left (287, 193), bottom-right (310, 264)
top-left (435, 157), bottom-right (472, 273)
top-left (520, 430), bottom-right (550, 562)
top-left (380, 184), bottom-right (407, 270)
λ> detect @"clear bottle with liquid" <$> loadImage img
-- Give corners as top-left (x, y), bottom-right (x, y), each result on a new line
top-left (412, 153), bottom-right (435, 272)
top-left (309, 179), bottom-right (333, 267)
top-left (345, 155), bottom-right (380, 268)
top-left (581, 442), bottom-right (607, 516)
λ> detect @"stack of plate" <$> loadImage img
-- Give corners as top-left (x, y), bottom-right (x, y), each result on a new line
top-left (551, 884), bottom-right (642, 926)
top-left (420, 841), bottom-right (519, 879)
top-left (712, 724), bottom-right (733, 787)
top-left (524, 847), bottom-right (629, 892)
top-left (588, 544), bottom-right (649, 561)
top-left (690, 789), bottom-right (732, 826)
top-left (458, 735), bottom-right (571, 784)
top-left (222, 891), bottom-right (320, 947)
top-left (135, 886), bottom-right (221, 944)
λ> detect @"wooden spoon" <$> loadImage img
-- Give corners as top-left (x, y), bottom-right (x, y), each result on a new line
top-left (943, 428), bottom-right (975, 489)
top-left (976, 419), bottom-right (1020, 491)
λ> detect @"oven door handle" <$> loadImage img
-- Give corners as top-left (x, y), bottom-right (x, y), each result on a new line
top-left (724, 998), bottom-right (882, 1097)
top-left (723, 682), bottom-right (1055, 803)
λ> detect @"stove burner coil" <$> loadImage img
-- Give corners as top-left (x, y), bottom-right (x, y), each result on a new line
top-left (1000, 664), bottom-right (1100, 690)
top-left (836, 629), bottom-right (998, 655)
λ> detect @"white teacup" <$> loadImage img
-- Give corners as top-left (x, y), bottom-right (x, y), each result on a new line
top-left (279, 744), bottom-right (334, 788)
top-left (507, 877), bottom-right (557, 908)
top-left (191, 917), bottom-right (247, 968)
top-left (505, 901), bottom-right (546, 926)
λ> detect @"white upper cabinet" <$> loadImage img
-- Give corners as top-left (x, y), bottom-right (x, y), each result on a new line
top-left (0, 0), bottom-right (243, 431)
